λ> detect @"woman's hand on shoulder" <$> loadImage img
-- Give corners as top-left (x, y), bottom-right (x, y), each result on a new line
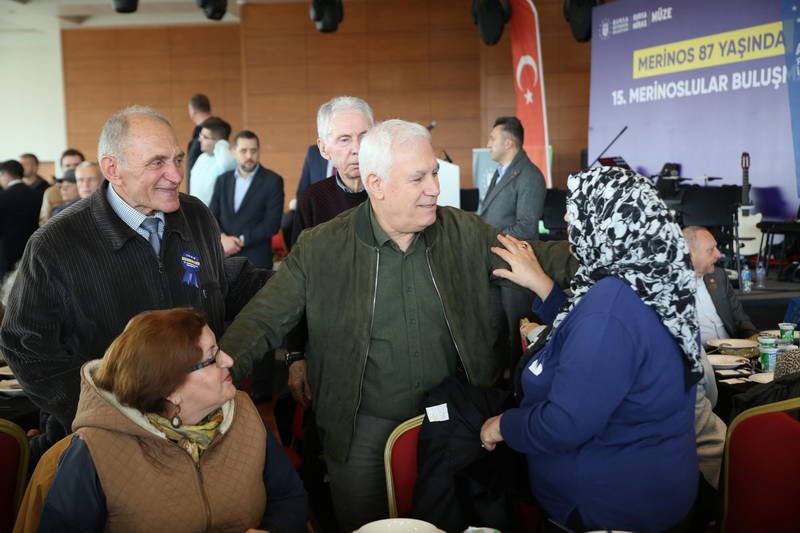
top-left (245, 529), bottom-right (270, 533)
top-left (480, 414), bottom-right (504, 452)
top-left (491, 234), bottom-right (554, 300)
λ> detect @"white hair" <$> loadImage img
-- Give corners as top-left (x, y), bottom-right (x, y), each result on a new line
top-left (358, 119), bottom-right (431, 186)
top-left (316, 96), bottom-right (374, 143)
top-left (97, 105), bottom-right (172, 164)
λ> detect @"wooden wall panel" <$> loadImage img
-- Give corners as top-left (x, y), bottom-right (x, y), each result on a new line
top-left (62, 24), bottom-right (242, 194)
top-left (61, 0), bottom-right (589, 206)
top-left (240, 0), bottom-right (482, 201)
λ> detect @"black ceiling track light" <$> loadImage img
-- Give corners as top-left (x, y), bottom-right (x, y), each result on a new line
top-left (196, 0), bottom-right (227, 21)
top-left (471, 0), bottom-right (511, 46)
top-left (111, 0), bottom-right (138, 14)
top-left (309, 0), bottom-right (344, 33)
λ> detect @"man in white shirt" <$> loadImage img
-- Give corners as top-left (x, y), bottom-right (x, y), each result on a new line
top-left (683, 226), bottom-right (757, 343)
top-left (189, 116), bottom-right (235, 206)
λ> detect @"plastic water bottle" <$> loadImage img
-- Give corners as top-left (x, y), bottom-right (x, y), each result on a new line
top-left (741, 264), bottom-right (752, 293)
top-left (756, 261), bottom-right (767, 288)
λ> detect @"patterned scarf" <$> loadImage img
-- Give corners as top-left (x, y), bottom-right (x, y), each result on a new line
top-left (553, 166), bottom-right (702, 383)
top-left (146, 408), bottom-right (225, 463)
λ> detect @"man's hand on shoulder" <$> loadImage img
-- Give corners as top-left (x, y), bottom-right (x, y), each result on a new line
top-left (221, 234), bottom-right (243, 257)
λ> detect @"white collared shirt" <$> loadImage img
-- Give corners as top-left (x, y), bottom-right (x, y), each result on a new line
top-left (106, 184), bottom-right (165, 242)
top-left (233, 164), bottom-right (259, 212)
top-left (694, 275), bottom-right (730, 343)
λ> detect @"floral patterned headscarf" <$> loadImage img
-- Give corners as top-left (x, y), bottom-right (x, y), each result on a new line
top-left (552, 166), bottom-right (702, 383)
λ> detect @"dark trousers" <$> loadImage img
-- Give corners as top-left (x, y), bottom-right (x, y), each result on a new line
top-left (324, 413), bottom-right (399, 532)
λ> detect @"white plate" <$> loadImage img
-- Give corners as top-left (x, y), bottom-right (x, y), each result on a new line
top-left (355, 519), bottom-right (444, 533)
top-left (749, 372), bottom-right (774, 384)
top-left (708, 354), bottom-right (750, 369)
top-left (706, 338), bottom-right (758, 350)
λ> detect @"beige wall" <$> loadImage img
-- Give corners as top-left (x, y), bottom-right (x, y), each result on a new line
top-left (62, 0), bottom-right (590, 201)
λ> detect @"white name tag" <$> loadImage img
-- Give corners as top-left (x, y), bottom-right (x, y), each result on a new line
top-left (425, 403), bottom-right (450, 422)
top-left (528, 359), bottom-right (543, 376)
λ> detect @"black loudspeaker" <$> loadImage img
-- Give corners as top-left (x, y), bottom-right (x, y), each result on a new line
top-left (472, 0), bottom-right (511, 46)
top-left (563, 0), bottom-right (603, 42)
top-left (196, 0), bottom-right (226, 20)
top-left (310, 0), bottom-right (343, 33)
top-left (112, 0), bottom-right (138, 13)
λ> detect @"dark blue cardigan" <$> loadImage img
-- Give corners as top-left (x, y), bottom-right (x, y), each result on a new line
top-left (501, 277), bottom-right (698, 532)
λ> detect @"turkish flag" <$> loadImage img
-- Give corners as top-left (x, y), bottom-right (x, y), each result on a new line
top-left (509, 0), bottom-right (551, 186)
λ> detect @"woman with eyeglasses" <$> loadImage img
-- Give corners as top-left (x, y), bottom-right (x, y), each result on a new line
top-left (39, 308), bottom-right (307, 533)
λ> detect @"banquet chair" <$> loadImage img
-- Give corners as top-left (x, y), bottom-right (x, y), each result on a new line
top-left (541, 188), bottom-right (568, 240)
top-left (678, 185), bottom-right (742, 260)
top-left (721, 396), bottom-right (800, 533)
top-left (384, 414), bottom-right (425, 517)
top-left (13, 433), bottom-right (72, 533)
top-left (0, 418), bottom-right (29, 532)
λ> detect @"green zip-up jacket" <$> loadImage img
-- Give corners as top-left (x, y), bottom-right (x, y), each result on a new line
top-left (221, 201), bottom-right (576, 462)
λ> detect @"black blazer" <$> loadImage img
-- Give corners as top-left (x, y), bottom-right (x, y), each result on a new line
top-left (210, 166), bottom-right (285, 269)
top-left (704, 267), bottom-right (758, 338)
top-left (296, 144), bottom-right (328, 197)
top-left (0, 182), bottom-right (41, 273)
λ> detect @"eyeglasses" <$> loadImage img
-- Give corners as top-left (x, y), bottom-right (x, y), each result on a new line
top-left (191, 347), bottom-right (220, 372)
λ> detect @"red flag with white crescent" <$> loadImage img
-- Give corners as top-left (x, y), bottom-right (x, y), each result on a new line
top-left (509, 0), bottom-right (551, 186)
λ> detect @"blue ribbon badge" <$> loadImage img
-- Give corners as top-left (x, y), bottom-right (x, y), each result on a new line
top-left (181, 252), bottom-right (201, 288)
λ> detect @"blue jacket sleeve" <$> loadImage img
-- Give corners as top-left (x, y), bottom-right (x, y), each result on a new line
top-left (500, 311), bottom-right (638, 454)
top-left (296, 145), bottom-right (315, 198)
top-left (532, 284), bottom-right (567, 324)
top-left (39, 435), bottom-right (107, 533)
top-left (260, 428), bottom-right (308, 533)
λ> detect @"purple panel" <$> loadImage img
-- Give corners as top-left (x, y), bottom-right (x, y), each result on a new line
top-left (589, 0), bottom-right (795, 218)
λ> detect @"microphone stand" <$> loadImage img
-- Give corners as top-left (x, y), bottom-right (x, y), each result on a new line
top-left (587, 126), bottom-right (628, 169)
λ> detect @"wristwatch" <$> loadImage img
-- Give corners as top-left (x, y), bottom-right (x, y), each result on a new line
top-left (285, 352), bottom-right (306, 367)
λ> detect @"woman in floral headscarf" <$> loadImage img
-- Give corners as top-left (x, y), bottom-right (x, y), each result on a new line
top-left (480, 167), bottom-right (700, 532)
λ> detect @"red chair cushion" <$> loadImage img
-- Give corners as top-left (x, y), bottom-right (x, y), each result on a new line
top-left (0, 431), bottom-right (23, 532)
top-left (726, 411), bottom-right (800, 533)
top-left (390, 424), bottom-right (422, 517)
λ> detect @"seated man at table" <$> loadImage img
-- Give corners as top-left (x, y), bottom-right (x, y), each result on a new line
top-left (683, 226), bottom-right (758, 342)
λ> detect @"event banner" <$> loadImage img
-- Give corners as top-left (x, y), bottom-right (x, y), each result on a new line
top-left (589, 0), bottom-right (796, 216)
top-left (510, 0), bottom-right (551, 186)
top-left (782, 0), bottom-right (800, 202)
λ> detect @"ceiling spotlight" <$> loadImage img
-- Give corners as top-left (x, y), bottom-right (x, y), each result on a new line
top-left (472, 0), bottom-right (511, 46)
top-left (112, 0), bottom-right (138, 13)
top-left (196, 0), bottom-right (227, 21)
top-left (309, 0), bottom-right (343, 33)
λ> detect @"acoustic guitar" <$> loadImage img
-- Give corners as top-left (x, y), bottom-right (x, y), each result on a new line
top-left (737, 152), bottom-right (763, 256)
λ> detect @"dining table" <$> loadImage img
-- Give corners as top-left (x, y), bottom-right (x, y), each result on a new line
top-left (707, 331), bottom-right (789, 423)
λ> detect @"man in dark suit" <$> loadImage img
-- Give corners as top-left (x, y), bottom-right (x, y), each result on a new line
top-left (296, 144), bottom-right (331, 198)
top-left (478, 116), bottom-right (545, 239)
top-left (478, 116), bottom-right (546, 369)
top-left (0, 160), bottom-right (40, 276)
top-left (683, 226), bottom-right (757, 341)
top-left (210, 130), bottom-right (284, 269)
top-left (186, 93), bottom-right (212, 180)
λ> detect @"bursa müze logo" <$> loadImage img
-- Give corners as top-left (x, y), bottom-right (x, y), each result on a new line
top-left (600, 18), bottom-right (610, 39)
